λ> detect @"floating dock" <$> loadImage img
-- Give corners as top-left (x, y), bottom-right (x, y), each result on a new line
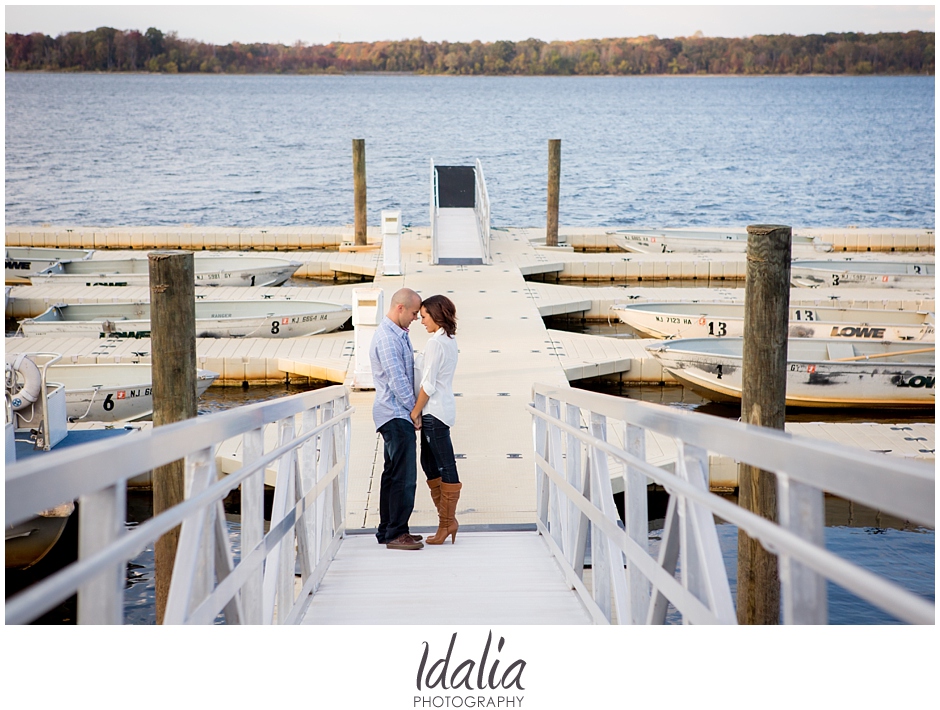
top-left (7, 226), bottom-right (933, 522)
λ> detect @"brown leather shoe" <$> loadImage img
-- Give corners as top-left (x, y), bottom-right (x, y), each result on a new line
top-left (386, 533), bottom-right (424, 550)
top-left (378, 534), bottom-right (422, 543)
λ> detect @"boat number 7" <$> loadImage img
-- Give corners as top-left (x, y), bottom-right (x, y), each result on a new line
top-left (707, 321), bottom-right (727, 336)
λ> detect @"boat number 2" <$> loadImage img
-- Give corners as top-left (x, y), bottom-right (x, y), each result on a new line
top-left (271, 320), bottom-right (280, 335)
top-left (707, 321), bottom-right (727, 336)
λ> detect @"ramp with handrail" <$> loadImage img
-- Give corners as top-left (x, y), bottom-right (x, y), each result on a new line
top-left (6, 385), bottom-right (352, 625)
top-left (529, 383), bottom-right (935, 624)
top-left (430, 158), bottom-right (490, 265)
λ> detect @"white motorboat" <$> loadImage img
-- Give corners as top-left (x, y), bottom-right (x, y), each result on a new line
top-left (29, 255), bottom-right (301, 287)
top-left (20, 299), bottom-right (351, 339)
top-left (48, 362), bottom-right (219, 422)
top-left (5, 246), bottom-right (94, 283)
top-left (612, 302), bottom-right (935, 342)
top-left (646, 337), bottom-right (935, 408)
top-left (5, 353), bottom-right (147, 568)
top-left (790, 260), bottom-right (935, 288)
top-left (609, 228), bottom-right (832, 254)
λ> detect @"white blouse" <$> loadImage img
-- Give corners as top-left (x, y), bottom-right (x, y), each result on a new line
top-left (416, 327), bottom-right (458, 427)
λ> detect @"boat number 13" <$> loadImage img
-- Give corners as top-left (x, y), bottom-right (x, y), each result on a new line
top-left (707, 321), bottom-right (727, 336)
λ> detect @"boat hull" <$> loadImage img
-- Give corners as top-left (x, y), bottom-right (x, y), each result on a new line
top-left (46, 365), bottom-right (219, 422)
top-left (790, 261), bottom-right (934, 289)
top-left (647, 339), bottom-right (935, 408)
top-left (613, 303), bottom-right (935, 343)
top-left (612, 229), bottom-right (831, 254)
top-left (5, 247), bottom-right (95, 283)
top-left (21, 305), bottom-right (350, 339)
top-left (28, 257), bottom-right (301, 287)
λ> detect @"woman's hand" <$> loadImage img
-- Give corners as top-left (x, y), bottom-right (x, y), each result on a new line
top-left (411, 409), bottom-right (422, 430)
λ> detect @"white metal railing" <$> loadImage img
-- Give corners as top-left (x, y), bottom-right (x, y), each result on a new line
top-left (430, 158), bottom-right (439, 264)
top-left (6, 385), bottom-right (353, 625)
top-left (474, 158), bottom-right (491, 264)
top-left (528, 383), bottom-right (935, 625)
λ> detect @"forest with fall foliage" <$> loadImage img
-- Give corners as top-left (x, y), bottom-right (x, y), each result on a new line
top-left (5, 28), bottom-right (934, 76)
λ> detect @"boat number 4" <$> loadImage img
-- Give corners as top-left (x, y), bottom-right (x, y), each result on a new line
top-left (707, 321), bottom-right (727, 336)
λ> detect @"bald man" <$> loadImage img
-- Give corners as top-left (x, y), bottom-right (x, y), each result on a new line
top-left (370, 288), bottom-right (425, 550)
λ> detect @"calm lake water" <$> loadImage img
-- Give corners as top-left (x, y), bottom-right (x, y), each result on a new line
top-left (5, 73), bottom-right (933, 624)
top-left (4, 73), bottom-right (935, 228)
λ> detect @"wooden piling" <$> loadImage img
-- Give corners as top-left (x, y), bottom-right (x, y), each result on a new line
top-left (546, 139), bottom-right (561, 247)
top-left (149, 251), bottom-right (197, 624)
top-left (737, 224), bottom-right (791, 625)
top-left (353, 138), bottom-right (367, 246)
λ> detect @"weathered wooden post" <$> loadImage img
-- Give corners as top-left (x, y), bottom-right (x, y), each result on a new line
top-left (737, 224), bottom-right (791, 625)
top-left (149, 251), bottom-right (197, 624)
top-left (353, 138), bottom-right (367, 246)
top-left (546, 139), bottom-right (561, 247)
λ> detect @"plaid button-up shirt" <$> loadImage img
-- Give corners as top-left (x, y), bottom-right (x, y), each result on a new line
top-left (370, 315), bottom-right (416, 431)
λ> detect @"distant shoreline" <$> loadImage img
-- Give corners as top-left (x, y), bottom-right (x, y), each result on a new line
top-left (5, 70), bottom-right (932, 78)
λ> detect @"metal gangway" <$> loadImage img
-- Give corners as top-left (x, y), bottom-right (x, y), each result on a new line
top-left (429, 158), bottom-right (491, 265)
top-left (5, 383), bottom-right (934, 624)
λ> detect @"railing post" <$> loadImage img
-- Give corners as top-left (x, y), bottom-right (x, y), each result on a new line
top-left (77, 482), bottom-right (126, 624)
top-left (547, 398), bottom-right (564, 548)
top-left (564, 403), bottom-right (582, 569)
top-left (149, 250), bottom-right (197, 625)
top-left (533, 393), bottom-right (549, 526)
top-left (240, 427), bottom-right (264, 624)
top-left (624, 423), bottom-right (650, 624)
top-left (737, 224), bottom-right (791, 625)
top-left (353, 138), bottom-right (367, 246)
top-left (778, 475), bottom-right (827, 624)
top-left (546, 139), bottom-right (561, 247)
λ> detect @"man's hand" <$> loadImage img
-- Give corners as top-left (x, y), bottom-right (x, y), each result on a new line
top-left (411, 410), bottom-right (422, 430)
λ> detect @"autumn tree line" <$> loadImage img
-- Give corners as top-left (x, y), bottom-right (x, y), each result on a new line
top-left (5, 27), bottom-right (934, 76)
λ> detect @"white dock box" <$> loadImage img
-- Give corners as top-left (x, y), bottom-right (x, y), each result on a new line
top-left (352, 287), bottom-right (384, 389)
top-left (382, 209), bottom-right (402, 276)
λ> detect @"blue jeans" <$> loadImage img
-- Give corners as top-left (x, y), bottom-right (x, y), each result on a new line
top-left (376, 418), bottom-right (417, 543)
top-left (420, 414), bottom-right (460, 484)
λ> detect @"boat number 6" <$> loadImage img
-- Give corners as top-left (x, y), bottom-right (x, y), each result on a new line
top-left (103, 394), bottom-right (115, 412)
top-left (707, 321), bottom-right (727, 336)
top-left (271, 320), bottom-right (280, 335)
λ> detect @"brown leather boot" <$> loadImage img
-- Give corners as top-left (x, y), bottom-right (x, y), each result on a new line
top-left (427, 477), bottom-right (442, 514)
top-left (427, 482), bottom-right (461, 545)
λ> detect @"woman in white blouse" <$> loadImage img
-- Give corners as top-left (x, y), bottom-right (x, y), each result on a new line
top-left (410, 294), bottom-right (461, 545)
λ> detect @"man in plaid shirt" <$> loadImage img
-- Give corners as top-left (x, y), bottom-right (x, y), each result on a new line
top-left (370, 288), bottom-right (425, 550)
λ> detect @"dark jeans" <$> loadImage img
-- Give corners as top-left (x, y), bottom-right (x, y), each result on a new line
top-left (420, 414), bottom-right (460, 484)
top-left (376, 417), bottom-right (417, 543)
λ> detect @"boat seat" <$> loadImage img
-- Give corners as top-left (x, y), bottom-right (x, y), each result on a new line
top-left (826, 343), bottom-right (856, 360)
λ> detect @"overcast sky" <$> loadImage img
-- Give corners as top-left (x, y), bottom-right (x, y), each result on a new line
top-left (4, 3), bottom-right (935, 45)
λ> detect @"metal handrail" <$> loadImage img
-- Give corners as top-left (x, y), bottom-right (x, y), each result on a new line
top-left (474, 158), bottom-right (491, 264)
top-left (6, 385), bottom-right (354, 625)
top-left (529, 382), bottom-right (934, 625)
top-left (430, 158), bottom-right (439, 265)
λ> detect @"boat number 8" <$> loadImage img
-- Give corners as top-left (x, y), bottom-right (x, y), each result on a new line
top-left (707, 321), bottom-right (727, 336)
top-left (271, 320), bottom-right (280, 335)
top-left (103, 394), bottom-right (115, 411)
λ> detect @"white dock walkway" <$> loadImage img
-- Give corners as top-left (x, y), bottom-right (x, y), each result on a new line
top-left (435, 208), bottom-right (485, 264)
top-left (300, 531), bottom-right (591, 624)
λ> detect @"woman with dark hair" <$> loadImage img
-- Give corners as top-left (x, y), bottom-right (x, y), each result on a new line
top-left (410, 294), bottom-right (462, 544)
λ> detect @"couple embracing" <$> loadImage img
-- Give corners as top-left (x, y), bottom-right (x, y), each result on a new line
top-left (369, 288), bottom-right (462, 551)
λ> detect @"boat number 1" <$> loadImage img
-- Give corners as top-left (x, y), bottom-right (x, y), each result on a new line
top-left (271, 320), bottom-right (280, 335)
top-left (707, 321), bottom-right (727, 336)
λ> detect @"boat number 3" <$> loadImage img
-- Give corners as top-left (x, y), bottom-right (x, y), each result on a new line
top-left (271, 320), bottom-right (280, 335)
top-left (832, 275), bottom-right (840, 286)
top-left (103, 394), bottom-right (115, 411)
top-left (707, 321), bottom-right (727, 336)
